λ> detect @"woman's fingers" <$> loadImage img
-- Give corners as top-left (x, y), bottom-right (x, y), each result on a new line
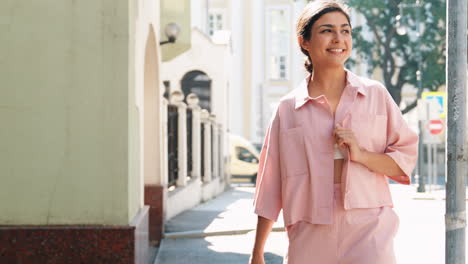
top-left (335, 131), bottom-right (356, 140)
top-left (335, 129), bottom-right (354, 135)
top-left (335, 132), bottom-right (354, 140)
top-left (334, 127), bottom-right (360, 150)
top-left (335, 131), bottom-right (358, 148)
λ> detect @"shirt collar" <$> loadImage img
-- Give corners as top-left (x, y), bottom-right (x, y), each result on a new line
top-left (294, 68), bottom-right (367, 110)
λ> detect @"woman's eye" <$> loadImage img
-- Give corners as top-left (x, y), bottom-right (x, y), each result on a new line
top-left (343, 29), bottom-right (350, 34)
top-left (321, 29), bottom-right (331, 33)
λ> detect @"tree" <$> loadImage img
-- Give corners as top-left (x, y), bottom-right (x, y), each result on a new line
top-left (345, 0), bottom-right (446, 114)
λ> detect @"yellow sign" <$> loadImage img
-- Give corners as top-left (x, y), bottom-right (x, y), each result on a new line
top-left (422, 91), bottom-right (446, 118)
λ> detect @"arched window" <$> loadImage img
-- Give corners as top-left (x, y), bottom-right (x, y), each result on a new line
top-left (181, 71), bottom-right (212, 112)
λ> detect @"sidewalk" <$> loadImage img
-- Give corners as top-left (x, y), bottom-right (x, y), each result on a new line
top-left (153, 185), bottom-right (286, 264)
top-left (395, 182), bottom-right (468, 201)
top-left (154, 183), bottom-right (468, 264)
top-left (164, 186), bottom-right (285, 237)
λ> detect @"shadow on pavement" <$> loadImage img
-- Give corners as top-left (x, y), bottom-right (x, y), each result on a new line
top-left (155, 236), bottom-right (283, 264)
top-left (165, 187), bottom-right (255, 233)
top-left (264, 252), bottom-right (284, 264)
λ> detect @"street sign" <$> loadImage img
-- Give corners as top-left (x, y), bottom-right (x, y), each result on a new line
top-left (418, 99), bottom-right (440, 121)
top-left (428, 119), bottom-right (444, 135)
top-left (422, 91), bottom-right (446, 118)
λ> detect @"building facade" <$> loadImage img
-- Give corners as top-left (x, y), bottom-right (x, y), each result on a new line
top-left (195, 0), bottom-right (375, 146)
top-left (0, 0), bottom-right (231, 263)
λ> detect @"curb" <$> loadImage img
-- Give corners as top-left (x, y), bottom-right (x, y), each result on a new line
top-left (163, 226), bottom-right (286, 239)
top-left (413, 197), bottom-right (444, 200)
top-left (412, 196), bottom-right (468, 201)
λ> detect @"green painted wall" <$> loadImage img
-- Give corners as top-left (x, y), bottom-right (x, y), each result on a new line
top-left (0, 0), bottom-right (133, 225)
top-left (160, 0), bottom-right (191, 61)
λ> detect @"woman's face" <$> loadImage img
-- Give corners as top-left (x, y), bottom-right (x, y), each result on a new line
top-left (300, 11), bottom-right (352, 69)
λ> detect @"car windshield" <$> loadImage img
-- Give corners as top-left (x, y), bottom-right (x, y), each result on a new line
top-left (235, 147), bottom-right (257, 163)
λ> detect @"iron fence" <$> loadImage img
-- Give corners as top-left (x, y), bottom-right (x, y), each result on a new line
top-left (187, 108), bottom-right (193, 176)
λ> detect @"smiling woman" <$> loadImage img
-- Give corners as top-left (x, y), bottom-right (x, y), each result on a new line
top-left (296, 1), bottom-right (352, 74)
top-left (249, 1), bottom-right (418, 264)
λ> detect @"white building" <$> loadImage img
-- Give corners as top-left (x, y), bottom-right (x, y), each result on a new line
top-left (190, 0), bottom-right (376, 146)
top-left (160, 0), bottom-right (232, 221)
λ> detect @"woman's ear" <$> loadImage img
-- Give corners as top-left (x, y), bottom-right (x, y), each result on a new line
top-left (298, 36), bottom-right (308, 51)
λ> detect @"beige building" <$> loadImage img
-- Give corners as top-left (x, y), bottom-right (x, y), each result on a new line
top-left (1, 0), bottom-right (165, 262)
top-left (0, 0), bottom-right (231, 262)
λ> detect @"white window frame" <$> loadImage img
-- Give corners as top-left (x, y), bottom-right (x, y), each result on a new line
top-left (265, 5), bottom-right (291, 81)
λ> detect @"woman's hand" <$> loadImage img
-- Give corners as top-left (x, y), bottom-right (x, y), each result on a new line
top-left (333, 125), bottom-right (406, 177)
top-left (333, 125), bottom-right (364, 162)
top-left (249, 253), bottom-right (265, 264)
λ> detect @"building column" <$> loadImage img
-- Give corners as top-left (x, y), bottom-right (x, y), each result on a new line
top-left (224, 128), bottom-right (231, 183)
top-left (170, 91), bottom-right (187, 187)
top-left (187, 93), bottom-right (201, 179)
top-left (218, 124), bottom-right (224, 181)
top-left (144, 97), bottom-right (169, 245)
top-left (201, 109), bottom-right (212, 183)
top-left (211, 114), bottom-right (219, 179)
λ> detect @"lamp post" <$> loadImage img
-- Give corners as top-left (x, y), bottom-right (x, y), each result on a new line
top-left (396, 0), bottom-right (425, 192)
top-left (160, 23), bottom-right (181, 45)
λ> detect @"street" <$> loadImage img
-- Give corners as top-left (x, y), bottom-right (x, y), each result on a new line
top-left (154, 183), bottom-right (466, 264)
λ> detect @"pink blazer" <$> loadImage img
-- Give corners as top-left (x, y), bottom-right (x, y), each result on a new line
top-left (253, 69), bottom-right (418, 225)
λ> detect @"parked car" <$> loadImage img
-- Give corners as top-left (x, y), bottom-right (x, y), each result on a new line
top-left (229, 134), bottom-right (260, 184)
top-left (252, 143), bottom-right (263, 153)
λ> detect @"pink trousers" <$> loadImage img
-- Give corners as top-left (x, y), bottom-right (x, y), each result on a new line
top-left (284, 184), bottom-right (399, 264)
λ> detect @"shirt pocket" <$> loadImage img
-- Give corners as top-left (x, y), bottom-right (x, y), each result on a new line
top-left (279, 126), bottom-right (309, 178)
top-left (351, 114), bottom-right (387, 153)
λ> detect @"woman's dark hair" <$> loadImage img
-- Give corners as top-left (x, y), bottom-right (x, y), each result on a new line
top-left (296, 0), bottom-right (351, 73)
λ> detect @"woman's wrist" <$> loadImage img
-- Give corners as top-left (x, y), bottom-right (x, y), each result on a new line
top-left (252, 247), bottom-right (264, 256)
top-left (354, 148), bottom-right (369, 164)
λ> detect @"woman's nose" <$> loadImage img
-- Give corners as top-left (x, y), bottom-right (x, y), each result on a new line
top-left (333, 33), bottom-right (344, 43)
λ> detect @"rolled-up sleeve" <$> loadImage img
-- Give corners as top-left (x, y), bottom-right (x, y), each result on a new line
top-left (383, 89), bottom-right (419, 185)
top-left (253, 108), bottom-right (282, 221)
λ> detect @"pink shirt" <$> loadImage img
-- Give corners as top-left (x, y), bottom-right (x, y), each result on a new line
top-left (253, 69), bottom-right (418, 225)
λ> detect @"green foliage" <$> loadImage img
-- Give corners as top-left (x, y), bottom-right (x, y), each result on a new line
top-left (346, 0), bottom-right (446, 111)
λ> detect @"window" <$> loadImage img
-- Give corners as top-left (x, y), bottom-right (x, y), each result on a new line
top-left (267, 7), bottom-right (290, 80)
top-left (181, 71), bottom-right (212, 112)
top-left (235, 147), bottom-right (258, 163)
top-left (208, 9), bottom-right (225, 36)
top-left (279, 56), bottom-right (286, 79)
top-left (208, 14), bottom-right (215, 36)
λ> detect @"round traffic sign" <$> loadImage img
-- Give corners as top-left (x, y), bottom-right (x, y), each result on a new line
top-left (429, 119), bottom-right (444, 135)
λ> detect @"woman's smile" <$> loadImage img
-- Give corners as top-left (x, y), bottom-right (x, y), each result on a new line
top-left (326, 48), bottom-right (346, 54)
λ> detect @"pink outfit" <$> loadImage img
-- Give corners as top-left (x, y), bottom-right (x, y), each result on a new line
top-left (284, 184), bottom-right (399, 264)
top-left (253, 69), bottom-right (418, 263)
top-left (253, 69), bottom-right (418, 225)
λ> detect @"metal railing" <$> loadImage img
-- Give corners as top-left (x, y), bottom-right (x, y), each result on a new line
top-left (187, 108), bottom-right (193, 176)
top-left (166, 92), bottom-right (224, 187)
